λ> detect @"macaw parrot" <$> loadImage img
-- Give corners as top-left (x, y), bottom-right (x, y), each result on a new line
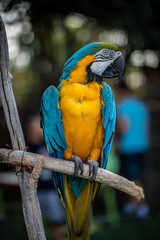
top-left (40, 42), bottom-right (125, 240)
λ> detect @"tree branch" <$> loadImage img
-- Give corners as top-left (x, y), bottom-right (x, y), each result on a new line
top-left (0, 15), bottom-right (46, 240)
top-left (0, 148), bottom-right (144, 201)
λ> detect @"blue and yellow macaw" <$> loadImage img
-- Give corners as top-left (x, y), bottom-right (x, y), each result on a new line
top-left (40, 42), bottom-right (125, 239)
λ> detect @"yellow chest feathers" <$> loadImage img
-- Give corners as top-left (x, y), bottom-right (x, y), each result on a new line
top-left (59, 81), bottom-right (102, 120)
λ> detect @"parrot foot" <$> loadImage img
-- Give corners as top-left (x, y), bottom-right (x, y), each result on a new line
top-left (87, 159), bottom-right (99, 183)
top-left (69, 155), bottom-right (84, 177)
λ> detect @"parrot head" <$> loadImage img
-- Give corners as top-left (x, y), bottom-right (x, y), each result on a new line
top-left (60, 42), bottom-right (125, 85)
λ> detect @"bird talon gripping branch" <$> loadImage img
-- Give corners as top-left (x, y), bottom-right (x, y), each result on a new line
top-left (87, 159), bottom-right (99, 183)
top-left (40, 42), bottom-right (125, 239)
top-left (69, 155), bottom-right (84, 176)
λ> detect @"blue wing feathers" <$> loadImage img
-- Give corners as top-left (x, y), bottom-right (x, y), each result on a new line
top-left (40, 86), bottom-right (67, 154)
top-left (56, 107), bottom-right (67, 146)
top-left (101, 82), bottom-right (116, 169)
top-left (40, 86), bottom-right (67, 203)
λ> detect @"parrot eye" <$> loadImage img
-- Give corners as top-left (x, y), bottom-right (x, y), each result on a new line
top-left (103, 49), bottom-right (109, 55)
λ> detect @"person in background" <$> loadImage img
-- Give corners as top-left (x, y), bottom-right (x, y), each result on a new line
top-left (26, 114), bottom-right (65, 240)
top-left (116, 81), bottom-right (150, 220)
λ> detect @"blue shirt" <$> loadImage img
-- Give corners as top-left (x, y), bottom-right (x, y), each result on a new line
top-left (117, 96), bottom-right (150, 154)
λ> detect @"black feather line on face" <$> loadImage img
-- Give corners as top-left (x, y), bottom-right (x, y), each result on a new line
top-left (86, 64), bottom-right (103, 84)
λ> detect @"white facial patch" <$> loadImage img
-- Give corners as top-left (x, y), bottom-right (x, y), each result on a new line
top-left (90, 49), bottom-right (122, 76)
top-left (90, 60), bottom-right (112, 75)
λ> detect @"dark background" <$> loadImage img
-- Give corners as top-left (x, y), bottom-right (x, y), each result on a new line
top-left (0, 0), bottom-right (160, 239)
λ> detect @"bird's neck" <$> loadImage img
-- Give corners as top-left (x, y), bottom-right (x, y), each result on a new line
top-left (68, 55), bottom-right (95, 84)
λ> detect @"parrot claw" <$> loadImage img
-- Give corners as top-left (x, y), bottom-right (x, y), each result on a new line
top-left (87, 159), bottom-right (99, 183)
top-left (69, 155), bottom-right (84, 177)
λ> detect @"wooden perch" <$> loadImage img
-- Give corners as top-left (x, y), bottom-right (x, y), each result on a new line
top-left (0, 148), bottom-right (144, 201)
top-left (0, 15), bottom-right (46, 240)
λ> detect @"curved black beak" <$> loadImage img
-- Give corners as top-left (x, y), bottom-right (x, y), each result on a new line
top-left (101, 54), bottom-right (126, 84)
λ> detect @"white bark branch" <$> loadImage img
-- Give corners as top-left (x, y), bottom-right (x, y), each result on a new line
top-left (0, 148), bottom-right (144, 201)
top-left (0, 15), bottom-right (46, 240)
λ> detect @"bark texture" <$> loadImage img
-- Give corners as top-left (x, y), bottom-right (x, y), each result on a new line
top-left (0, 148), bottom-right (144, 201)
top-left (0, 15), bottom-right (46, 240)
